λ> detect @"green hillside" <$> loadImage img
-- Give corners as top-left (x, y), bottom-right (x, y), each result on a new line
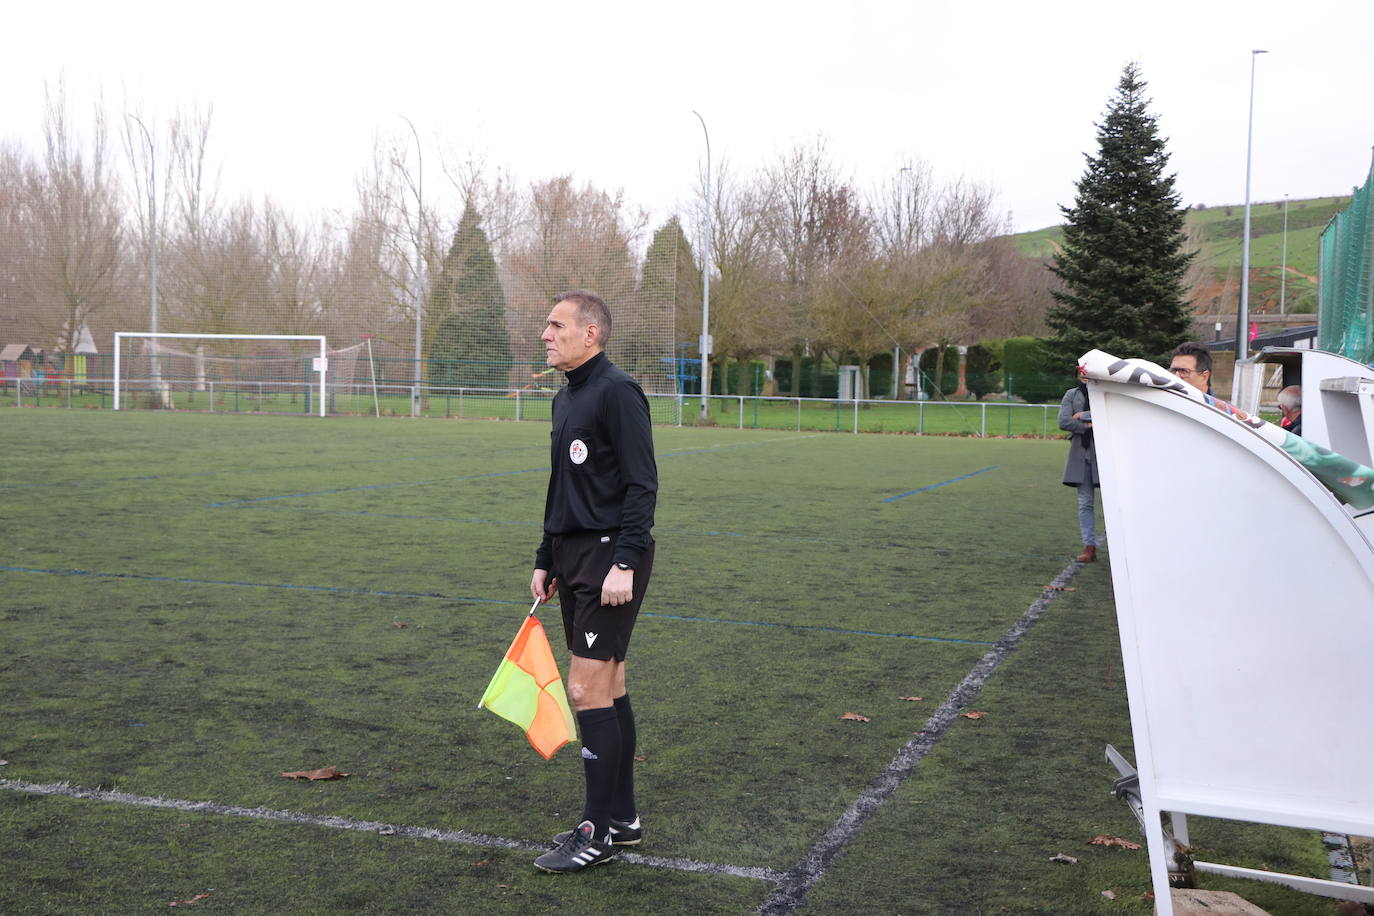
top-left (1010, 195), bottom-right (1350, 317)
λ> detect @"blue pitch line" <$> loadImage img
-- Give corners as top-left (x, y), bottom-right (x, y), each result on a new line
top-left (224, 507), bottom-right (544, 527)
top-left (0, 565), bottom-right (527, 606)
top-left (207, 467), bottom-right (545, 507)
top-left (206, 436), bottom-right (812, 509)
top-left (655, 433), bottom-right (822, 461)
top-left (642, 612), bottom-right (995, 646)
top-left (0, 445), bottom-right (548, 492)
top-left (200, 505), bottom-right (1063, 560)
top-left (881, 466), bottom-right (998, 502)
top-left (0, 564), bottom-right (988, 644)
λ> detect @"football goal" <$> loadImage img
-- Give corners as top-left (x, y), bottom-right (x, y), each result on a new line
top-left (113, 333), bottom-right (329, 417)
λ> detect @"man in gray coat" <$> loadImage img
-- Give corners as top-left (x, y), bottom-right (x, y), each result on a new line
top-left (1059, 381), bottom-right (1099, 562)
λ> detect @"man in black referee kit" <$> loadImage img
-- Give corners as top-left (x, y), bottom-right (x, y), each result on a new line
top-left (530, 289), bottom-right (657, 874)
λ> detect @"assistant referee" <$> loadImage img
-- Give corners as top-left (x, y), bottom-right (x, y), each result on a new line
top-left (530, 289), bottom-right (657, 874)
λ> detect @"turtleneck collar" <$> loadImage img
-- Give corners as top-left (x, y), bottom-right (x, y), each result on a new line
top-left (566, 350), bottom-right (606, 388)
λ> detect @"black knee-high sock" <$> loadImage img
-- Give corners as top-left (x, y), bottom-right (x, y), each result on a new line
top-left (576, 707), bottom-right (621, 839)
top-left (612, 693), bottom-right (637, 821)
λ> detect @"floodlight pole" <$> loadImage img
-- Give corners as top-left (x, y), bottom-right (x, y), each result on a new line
top-left (126, 113), bottom-right (159, 391)
top-left (895, 166), bottom-right (913, 399)
top-left (1238, 49), bottom-right (1267, 362)
top-left (1279, 193), bottom-right (1289, 315)
top-left (400, 115), bottom-right (424, 417)
top-left (693, 110), bottom-right (711, 422)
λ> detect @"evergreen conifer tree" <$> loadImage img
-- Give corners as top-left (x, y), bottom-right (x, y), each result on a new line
top-left (1047, 63), bottom-right (1194, 368)
top-left (640, 217), bottom-right (698, 374)
top-left (427, 205), bottom-right (512, 389)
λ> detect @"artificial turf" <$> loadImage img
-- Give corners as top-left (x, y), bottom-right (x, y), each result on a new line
top-left (0, 409), bottom-right (1341, 913)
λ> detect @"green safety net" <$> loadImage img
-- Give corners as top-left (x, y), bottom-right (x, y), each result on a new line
top-left (1318, 154), bottom-right (1374, 363)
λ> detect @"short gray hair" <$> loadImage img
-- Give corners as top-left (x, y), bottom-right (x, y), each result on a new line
top-left (555, 289), bottom-right (612, 346)
top-left (1277, 385), bottom-right (1301, 411)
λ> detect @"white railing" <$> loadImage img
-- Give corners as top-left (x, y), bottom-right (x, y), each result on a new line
top-left (2, 376), bottom-right (1062, 438)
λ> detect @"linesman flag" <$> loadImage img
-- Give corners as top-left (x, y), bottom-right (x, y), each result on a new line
top-left (478, 599), bottom-right (577, 759)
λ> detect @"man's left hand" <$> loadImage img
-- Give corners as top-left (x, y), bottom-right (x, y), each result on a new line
top-left (601, 566), bottom-right (634, 606)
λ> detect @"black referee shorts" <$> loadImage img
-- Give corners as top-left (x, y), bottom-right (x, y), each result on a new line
top-left (551, 532), bottom-right (655, 661)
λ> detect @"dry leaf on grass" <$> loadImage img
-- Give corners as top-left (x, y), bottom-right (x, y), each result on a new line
top-left (1101, 890), bottom-right (1117, 900)
top-left (840, 712), bottom-right (871, 722)
top-left (898, 696), bottom-right (924, 702)
top-left (960, 711), bottom-right (988, 720)
top-left (1088, 834), bottom-right (1141, 849)
top-left (393, 620), bottom-right (410, 629)
top-left (282, 765), bottom-right (350, 781)
top-left (1049, 853), bottom-right (1078, 865)
top-left (169, 893), bottom-right (211, 906)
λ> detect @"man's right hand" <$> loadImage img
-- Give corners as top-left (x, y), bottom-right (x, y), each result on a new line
top-left (531, 568), bottom-right (558, 603)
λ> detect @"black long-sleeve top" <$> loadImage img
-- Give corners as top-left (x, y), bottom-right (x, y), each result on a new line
top-left (535, 352), bottom-right (657, 571)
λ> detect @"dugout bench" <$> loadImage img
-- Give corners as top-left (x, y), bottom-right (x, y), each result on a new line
top-left (1086, 364), bottom-right (1374, 915)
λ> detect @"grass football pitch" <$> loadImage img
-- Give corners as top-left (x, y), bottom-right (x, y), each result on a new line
top-left (0, 410), bottom-right (1337, 913)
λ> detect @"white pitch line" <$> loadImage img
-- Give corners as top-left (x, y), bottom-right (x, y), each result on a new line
top-left (0, 778), bottom-right (784, 884)
top-left (756, 560), bottom-right (1085, 915)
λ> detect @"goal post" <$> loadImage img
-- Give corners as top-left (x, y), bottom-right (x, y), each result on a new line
top-left (113, 332), bottom-right (328, 417)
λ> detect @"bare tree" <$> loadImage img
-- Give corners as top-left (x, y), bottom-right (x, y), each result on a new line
top-left (933, 176), bottom-right (1002, 249)
top-left (871, 157), bottom-right (936, 259)
top-left (697, 160), bottom-right (780, 393)
top-left (761, 136), bottom-right (854, 395)
top-left (965, 237), bottom-right (1058, 339)
top-left (502, 176), bottom-right (646, 370)
top-left (808, 184), bottom-right (885, 396)
top-left (0, 143), bottom-right (41, 343)
top-left (440, 144), bottom-right (522, 254)
top-left (26, 83), bottom-right (127, 355)
top-left (258, 200), bottom-right (327, 336)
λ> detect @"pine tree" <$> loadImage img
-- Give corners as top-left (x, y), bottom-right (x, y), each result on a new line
top-left (640, 217), bottom-right (698, 375)
top-left (427, 205), bottom-right (512, 389)
top-left (1046, 63), bottom-right (1194, 368)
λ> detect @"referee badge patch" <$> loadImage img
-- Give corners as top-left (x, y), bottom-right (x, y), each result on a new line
top-left (569, 438), bottom-right (588, 465)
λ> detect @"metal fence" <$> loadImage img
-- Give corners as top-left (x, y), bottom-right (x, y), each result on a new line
top-left (3, 375), bottom-right (1065, 438)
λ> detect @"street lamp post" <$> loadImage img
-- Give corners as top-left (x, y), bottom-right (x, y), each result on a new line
top-left (126, 114), bottom-right (160, 397)
top-left (400, 115), bottom-right (424, 417)
top-left (692, 110), bottom-right (711, 422)
top-left (1238, 49), bottom-right (1268, 362)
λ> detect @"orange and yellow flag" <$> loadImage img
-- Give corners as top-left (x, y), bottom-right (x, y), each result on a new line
top-left (478, 607), bottom-right (577, 759)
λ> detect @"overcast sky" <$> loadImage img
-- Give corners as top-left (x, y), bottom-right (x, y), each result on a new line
top-left (4, 0), bottom-right (1372, 235)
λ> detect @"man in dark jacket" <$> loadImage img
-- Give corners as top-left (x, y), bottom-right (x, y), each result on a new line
top-left (530, 290), bottom-right (658, 873)
top-left (1059, 381), bottom-right (1100, 563)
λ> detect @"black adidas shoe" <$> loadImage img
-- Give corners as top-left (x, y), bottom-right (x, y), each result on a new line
top-left (551, 815), bottom-right (642, 847)
top-left (534, 820), bottom-right (618, 873)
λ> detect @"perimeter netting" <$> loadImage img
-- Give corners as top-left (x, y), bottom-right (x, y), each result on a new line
top-left (1318, 154), bottom-right (1374, 363)
top-left (333, 204), bottom-right (685, 420)
top-left (6, 133), bottom-right (688, 420)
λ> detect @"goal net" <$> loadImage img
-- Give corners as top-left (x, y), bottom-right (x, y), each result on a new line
top-left (113, 333), bottom-right (334, 416)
